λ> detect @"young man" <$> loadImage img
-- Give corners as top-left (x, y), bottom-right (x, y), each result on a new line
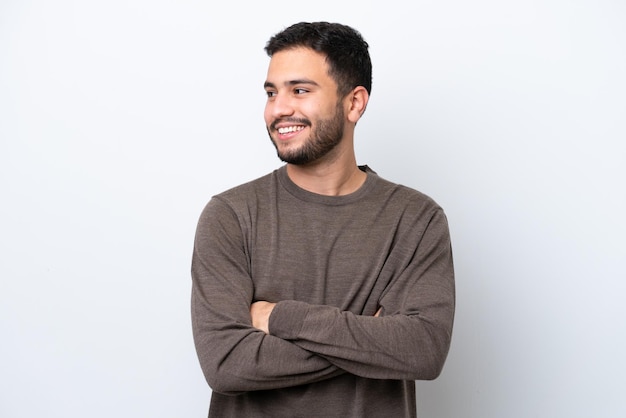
top-left (191, 22), bottom-right (455, 418)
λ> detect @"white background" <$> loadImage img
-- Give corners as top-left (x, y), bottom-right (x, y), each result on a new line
top-left (1, 1), bottom-right (624, 417)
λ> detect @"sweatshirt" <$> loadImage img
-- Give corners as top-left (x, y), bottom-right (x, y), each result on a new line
top-left (191, 165), bottom-right (455, 418)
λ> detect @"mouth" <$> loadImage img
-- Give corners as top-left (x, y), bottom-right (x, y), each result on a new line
top-left (277, 125), bottom-right (306, 135)
top-left (271, 121), bottom-right (309, 141)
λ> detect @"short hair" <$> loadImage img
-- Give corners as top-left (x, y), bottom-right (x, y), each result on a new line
top-left (264, 22), bottom-right (372, 97)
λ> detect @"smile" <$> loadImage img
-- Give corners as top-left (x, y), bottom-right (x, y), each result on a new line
top-left (277, 125), bottom-right (305, 134)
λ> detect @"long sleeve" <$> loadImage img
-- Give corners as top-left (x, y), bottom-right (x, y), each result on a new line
top-left (267, 208), bottom-right (455, 381)
top-left (191, 197), bottom-right (343, 395)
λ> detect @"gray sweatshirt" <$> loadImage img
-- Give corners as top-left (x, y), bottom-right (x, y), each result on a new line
top-left (191, 165), bottom-right (455, 418)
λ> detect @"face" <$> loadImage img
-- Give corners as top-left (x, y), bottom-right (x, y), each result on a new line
top-left (264, 47), bottom-right (347, 165)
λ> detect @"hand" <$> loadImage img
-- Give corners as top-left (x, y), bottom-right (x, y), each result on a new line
top-left (250, 301), bottom-right (276, 334)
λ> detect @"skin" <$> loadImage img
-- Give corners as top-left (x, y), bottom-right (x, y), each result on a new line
top-left (252, 46), bottom-right (371, 333)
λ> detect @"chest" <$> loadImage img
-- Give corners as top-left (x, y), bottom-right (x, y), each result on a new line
top-left (246, 203), bottom-right (406, 313)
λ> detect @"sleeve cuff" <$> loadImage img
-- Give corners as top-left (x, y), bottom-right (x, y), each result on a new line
top-left (268, 300), bottom-right (309, 340)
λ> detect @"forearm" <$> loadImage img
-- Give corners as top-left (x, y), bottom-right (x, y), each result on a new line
top-left (251, 300), bottom-right (447, 380)
top-left (192, 287), bottom-right (344, 394)
top-left (268, 298), bottom-right (453, 381)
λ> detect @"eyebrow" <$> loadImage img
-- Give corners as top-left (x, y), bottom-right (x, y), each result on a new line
top-left (264, 79), bottom-right (320, 89)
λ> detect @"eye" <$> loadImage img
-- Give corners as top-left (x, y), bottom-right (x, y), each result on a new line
top-left (265, 90), bottom-right (277, 98)
top-left (294, 88), bottom-right (308, 95)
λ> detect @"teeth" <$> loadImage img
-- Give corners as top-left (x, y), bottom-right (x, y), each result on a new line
top-left (278, 126), bottom-right (304, 134)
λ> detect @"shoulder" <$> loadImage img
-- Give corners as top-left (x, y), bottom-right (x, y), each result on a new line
top-left (369, 170), bottom-right (443, 214)
top-left (370, 174), bottom-right (452, 244)
top-left (368, 170), bottom-right (452, 235)
top-left (197, 169), bottom-right (279, 221)
top-left (215, 170), bottom-right (276, 204)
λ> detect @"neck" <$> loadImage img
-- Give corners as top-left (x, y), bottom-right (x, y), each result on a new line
top-left (286, 148), bottom-right (366, 196)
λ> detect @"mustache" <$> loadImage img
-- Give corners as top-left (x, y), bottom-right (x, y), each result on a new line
top-left (270, 118), bottom-right (311, 131)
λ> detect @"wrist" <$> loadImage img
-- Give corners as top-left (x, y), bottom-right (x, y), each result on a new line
top-left (251, 301), bottom-right (276, 334)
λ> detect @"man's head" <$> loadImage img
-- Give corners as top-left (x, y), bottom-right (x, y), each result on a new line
top-left (263, 22), bottom-right (371, 166)
top-left (265, 22), bottom-right (372, 98)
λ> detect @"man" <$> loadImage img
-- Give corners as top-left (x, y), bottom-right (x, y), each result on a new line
top-left (191, 21), bottom-right (455, 418)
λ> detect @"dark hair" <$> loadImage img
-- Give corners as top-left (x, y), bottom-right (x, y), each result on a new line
top-left (264, 22), bottom-right (372, 97)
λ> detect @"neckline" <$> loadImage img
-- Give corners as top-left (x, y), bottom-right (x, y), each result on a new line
top-left (277, 165), bottom-right (377, 206)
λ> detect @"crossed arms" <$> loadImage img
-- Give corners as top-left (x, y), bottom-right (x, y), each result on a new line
top-left (191, 196), bottom-right (455, 395)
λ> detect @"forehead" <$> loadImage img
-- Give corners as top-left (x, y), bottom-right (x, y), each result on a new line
top-left (265, 47), bottom-right (334, 87)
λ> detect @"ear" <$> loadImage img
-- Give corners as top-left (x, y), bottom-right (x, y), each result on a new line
top-left (346, 86), bottom-right (369, 123)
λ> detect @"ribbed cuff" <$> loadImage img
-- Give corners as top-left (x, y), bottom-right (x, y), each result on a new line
top-left (268, 300), bottom-right (309, 340)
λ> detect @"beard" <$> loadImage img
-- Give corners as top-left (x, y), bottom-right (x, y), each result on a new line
top-left (268, 103), bottom-right (345, 165)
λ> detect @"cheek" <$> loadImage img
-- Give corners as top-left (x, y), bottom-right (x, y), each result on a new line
top-left (263, 105), bottom-right (273, 126)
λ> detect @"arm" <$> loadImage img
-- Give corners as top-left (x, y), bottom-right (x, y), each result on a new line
top-left (261, 208), bottom-right (455, 381)
top-left (191, 197), bottom-right (343, 395)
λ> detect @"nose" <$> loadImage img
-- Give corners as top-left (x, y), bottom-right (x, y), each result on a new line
top-left (267, 92), bottom-right (295, 120)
